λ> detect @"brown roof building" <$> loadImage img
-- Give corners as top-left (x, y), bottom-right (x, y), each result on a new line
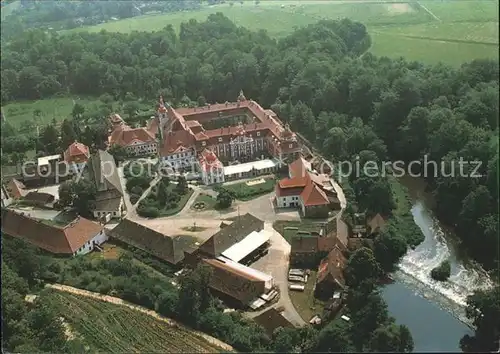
top-left (84, 150), bottom-right (124, 218)
top-left (108, 113), bottom-right (158, 157)
top-left (1, 209), bottom-right (105, 255)
top-left (290, 235), bottom-right (339, 267)
top-left (275, 157), bottom-right (340, 218)
top-left (197, 213), bottom-right (264, 258)
top-left (150, 93), bottom-right (302, 166)
top-left (315, 246), bottom-right (347, 298)
top-left (253, 308), bottom-right (294, 337)
top-left (63, 141), bottom-right (90, 165)
top-left (202, 257), bottom-right (270, 305)
top-left (108, 219), bottom-right (185, 265)
top-left (4, 178), bottom-right (27, 199)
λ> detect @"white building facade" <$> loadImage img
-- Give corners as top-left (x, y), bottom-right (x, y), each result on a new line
top-left (74, 229), bottom-right (109, 256)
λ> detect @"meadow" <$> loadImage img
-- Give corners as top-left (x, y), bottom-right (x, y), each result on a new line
top-left (1, 97), bottom-right (97, 127)
top-left (62, 0), bottom-right (499, 66)
top-left (45, 290), bottom-right (226, 353)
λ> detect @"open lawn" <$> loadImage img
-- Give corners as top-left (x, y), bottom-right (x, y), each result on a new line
top-left (1, 97), bottom-right (100, 128)
top-left (61, 0), bottom-right (499, 66)
top-left (223, 177), bottom-right (276, 201)
top-left (288, 270), bottom-right (327, 322)
top-left (191, 192), bottom-right (218, 211)
top-left (45, 290), bottom-right (226, 353)
top-left (273, 219), bottom-right (325, 243)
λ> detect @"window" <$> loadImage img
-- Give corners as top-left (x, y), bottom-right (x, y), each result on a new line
top-left (202, 141), bottom-right (206, 146)
top-left (257, 132), bottom-right (260, 137)
top-left (289, 144), bottom-right (293, 148)
top-left (218, 137), bottom-right (223, 142)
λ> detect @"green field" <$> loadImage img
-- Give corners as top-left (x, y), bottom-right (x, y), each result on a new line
top-left (45, 290), bottom-right (226, 353)
top-left (1, 97), bottom-right (98, 128)
top-left (62, 0), bottom-right (499, 66)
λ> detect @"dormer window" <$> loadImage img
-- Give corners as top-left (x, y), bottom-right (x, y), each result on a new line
top-left (289, 144), bottom-right (293, 148)
top-left (218, 137), bottom-right (223, 142)
top-left (202, 141), bottom-right (206, 146)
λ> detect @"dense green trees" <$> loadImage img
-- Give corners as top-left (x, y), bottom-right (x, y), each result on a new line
top-left (461, 286), bottom-right (500, 352)
top-left (58, 179), bottom-right (97, 217)
top-left (216, 188), bottom-right (234, 209)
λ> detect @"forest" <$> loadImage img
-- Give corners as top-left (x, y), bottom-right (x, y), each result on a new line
top-left (1, 12), bottom-right (498, 353)
top-left (2, 13), bottom-right (497, 270)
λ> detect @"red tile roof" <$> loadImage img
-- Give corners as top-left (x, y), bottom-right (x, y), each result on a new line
top-left (5, 178), bottom-right (26, 199)
top-left (1, 209), bottom-right (104, 254)
top-left (162, 99), bottom-right (300, 155)
top-left (64, 141), bottom-right (90, 164)
top-left (278, 177), bottom-right (308, 189)
top-left (275, 184), bottom-right (303, 197)
top-left (317, 246), bottom-right (347, 287)
top-left (301, 181), bottom-right (330, 207)
top-left (109, 124), bottom-right (157, 147)
top-left (199, 148), bottom-right (223, 172)
top-left (160, 129), bottom-right (195, 156)
top-left (275, 157), bottom-right (331, 207)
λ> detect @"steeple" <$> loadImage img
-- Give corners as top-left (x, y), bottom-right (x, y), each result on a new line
top-left (238, 90), bottom-right (246, 102)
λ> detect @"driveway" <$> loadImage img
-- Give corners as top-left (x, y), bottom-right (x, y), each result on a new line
top-left (245, 222), bottom-right (305, 326)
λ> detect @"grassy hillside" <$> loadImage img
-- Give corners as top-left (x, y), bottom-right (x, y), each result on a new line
top-left (61, 0), bottom-right (499, 66)
top-left (46, 290), bottom-right (226, 353)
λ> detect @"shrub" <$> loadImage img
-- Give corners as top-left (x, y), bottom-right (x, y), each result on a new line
top-left (129, 194), bottom-right (140, 204)
top-left (130, 185), bottom-right (143, 195)
top-left (137, 205), bottom-right (160, 218)
top-left (431, 260), bottom-right (451, 281)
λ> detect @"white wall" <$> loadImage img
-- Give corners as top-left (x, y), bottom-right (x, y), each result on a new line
top-left (161, 149), bottom-right (195, 170)
top-left (126, 142), bottom-right (158, 156)
top-left (74, 229), bottom-right (108, 256)
top-left (93, 199), bottom-right (124, 219)
top-left (276, 195), bottom-right (300, 208)
top-left (201, 167), bottom-right (225, 185)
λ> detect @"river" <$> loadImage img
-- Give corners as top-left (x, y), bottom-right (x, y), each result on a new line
top-left (381, 176), bottom-right (493, 352)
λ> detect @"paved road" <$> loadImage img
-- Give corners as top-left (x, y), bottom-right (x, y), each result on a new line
top-left (247, 222), bottom-right (306, 326)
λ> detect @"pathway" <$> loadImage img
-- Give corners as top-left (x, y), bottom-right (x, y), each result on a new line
top-left (417, 1), bottom-right (441, 22)
top-left (246, 222), bottom-right (306, 326)
top-left (45, 283), bottom-right (234, 352)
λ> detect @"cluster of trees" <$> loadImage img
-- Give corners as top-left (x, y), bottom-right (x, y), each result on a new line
top-left (124, 160), bottom-right (155, 204)
top-left (461, 286), bottom-right (500, 352)
top-left (137, 175), bottom-right (190, 217)
top-left (2, 0), bottom-right (202, 41)
top-left (58, 179), bottom-right (97, 217)
top-left (216, 188), bottom-right (234, 209)
top-left (5, 12), bottom-right (495, 268)
top-left (430, 260), bottom-right (452, 281)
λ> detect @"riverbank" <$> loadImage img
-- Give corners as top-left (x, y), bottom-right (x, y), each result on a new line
top-left (382, 176), bottom-right (494, 341)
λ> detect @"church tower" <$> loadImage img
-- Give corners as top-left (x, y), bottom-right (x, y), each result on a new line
top-left (237, 89), bottom-right (247, 102)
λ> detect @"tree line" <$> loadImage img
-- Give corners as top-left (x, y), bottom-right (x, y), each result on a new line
top-left (1, 0), bottom-right (202, 42)
top-left (1, 13), bottom-right (498, 351)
